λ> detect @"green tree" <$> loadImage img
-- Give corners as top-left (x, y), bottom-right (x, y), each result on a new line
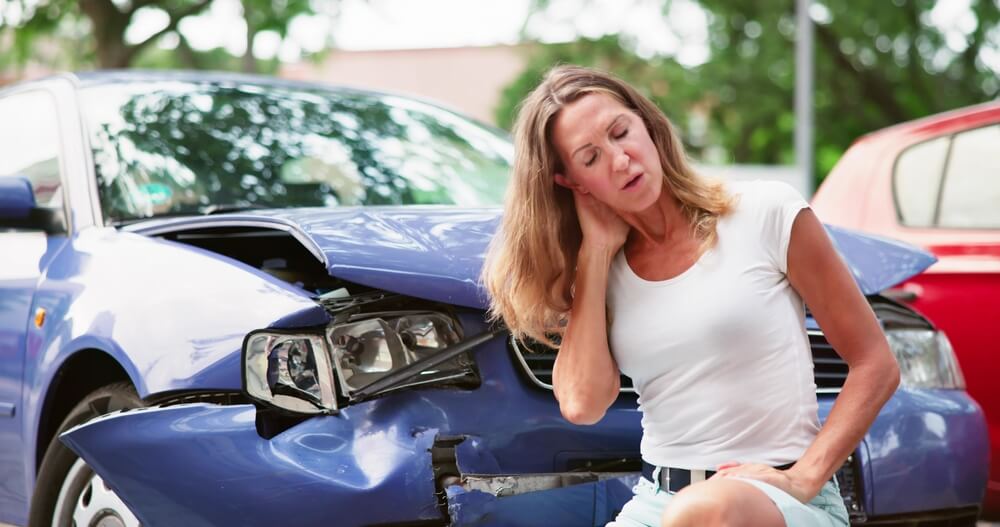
top-left (0, 0), bottom-right (326, 71)
top-left (501, 0), bottom-right (1000, 184)
top-left (240, 0), bottom-right (315, 73)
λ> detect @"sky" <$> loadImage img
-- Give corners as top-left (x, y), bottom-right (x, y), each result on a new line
top-left (120, 0), bottom-right (995, 71)
top-left (130, 0), bottom-right (712, 66)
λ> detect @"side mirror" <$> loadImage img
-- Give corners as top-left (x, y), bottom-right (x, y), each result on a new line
top-left (0, 176), bottom-right (64, 233)
top-left (0, 176), bottom-right (36, 220)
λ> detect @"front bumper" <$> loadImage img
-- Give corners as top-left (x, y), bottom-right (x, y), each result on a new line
top-left (62, 387), bottom-right (988, 527)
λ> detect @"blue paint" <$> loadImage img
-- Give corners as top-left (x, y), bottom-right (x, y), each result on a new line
top-left (62, 404), bottom-right (443, 527)
top-left (129, 209), bottom-right (936, 312)
top-left (62, 333), bottom-right (988, 525)
top-left (0, 176), bottom-right (35, 220)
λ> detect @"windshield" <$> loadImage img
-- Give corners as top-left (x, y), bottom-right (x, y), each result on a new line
top-left (80, 80), bottom-right (512, 224)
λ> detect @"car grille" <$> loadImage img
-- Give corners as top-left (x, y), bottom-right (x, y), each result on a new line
top-left (509, 330), bottom-right (848, 393)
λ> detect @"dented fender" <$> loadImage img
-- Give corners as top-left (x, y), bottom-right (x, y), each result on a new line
top-left (61, 404), bottom-right (443, 527)
top-left (63, 403), bottom-right (643, 527)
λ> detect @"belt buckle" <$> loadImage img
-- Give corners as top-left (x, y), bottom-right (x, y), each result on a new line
top-left (652, 466), bottom-right (670, 492)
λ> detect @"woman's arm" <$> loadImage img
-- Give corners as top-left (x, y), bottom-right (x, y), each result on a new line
top-left (784, 208), bottom-right (900, 498)
top-left (551, 190), bottom-right (629, 425)
top-left (716, 208), bottom-right (900, 501)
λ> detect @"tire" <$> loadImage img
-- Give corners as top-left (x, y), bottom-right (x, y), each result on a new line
top-left (28, 382), bottom-right (144, 527)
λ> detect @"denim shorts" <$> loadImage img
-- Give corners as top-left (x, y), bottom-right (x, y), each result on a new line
top-left (606, 474), bottom-right (850, 527)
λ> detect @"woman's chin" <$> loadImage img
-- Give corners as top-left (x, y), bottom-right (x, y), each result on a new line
top-left (617, 183), bottom-right (662, 213)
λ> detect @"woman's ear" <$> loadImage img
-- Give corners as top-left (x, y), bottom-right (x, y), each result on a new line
top-left (554, 173), bottom-right (588, 194)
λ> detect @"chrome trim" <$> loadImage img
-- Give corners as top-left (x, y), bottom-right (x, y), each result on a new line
top-left (509, 331), bottom-right (844, 395)
top-left (65, 73), bottom-right (106, 229)
top-left (509, 336), bottom-right (635, 394)
top-left (508, 336), bottom-right (557, 391)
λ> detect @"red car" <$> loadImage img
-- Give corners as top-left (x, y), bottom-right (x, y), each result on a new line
top-left (812, 100), bottom-right (1000, 518)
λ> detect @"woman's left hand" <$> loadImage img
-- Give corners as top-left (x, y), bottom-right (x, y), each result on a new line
top-left (710, 462), bottom-right (822, 503)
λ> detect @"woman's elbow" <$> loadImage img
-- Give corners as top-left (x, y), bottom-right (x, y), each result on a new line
top-left (883, 353), bottom-right (901, 394)
top-left (559, 399), bottom-right (606, 425)
top-left (554, 383), bottom-right (617, 425)
top-left (857, 346), bottom-right (900, 399)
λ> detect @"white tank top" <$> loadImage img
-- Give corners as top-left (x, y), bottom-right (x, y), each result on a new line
top-left (606, 180), bottom-right (819, 470)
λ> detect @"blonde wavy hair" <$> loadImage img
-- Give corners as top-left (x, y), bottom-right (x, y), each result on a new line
top-left (482, 65), bottom-right (734, 347)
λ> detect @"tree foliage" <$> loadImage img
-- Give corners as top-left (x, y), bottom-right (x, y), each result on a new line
top-left (498, 0), bottom-right (1000, 184)
top-left (0, 0), bottom-right (323, 71)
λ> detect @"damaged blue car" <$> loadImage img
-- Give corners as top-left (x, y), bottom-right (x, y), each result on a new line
top-left (0, 72), bottom-right (988, 527)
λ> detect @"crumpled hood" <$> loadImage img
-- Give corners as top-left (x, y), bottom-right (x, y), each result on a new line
top-left (130, 206), bottom-right (935, 308)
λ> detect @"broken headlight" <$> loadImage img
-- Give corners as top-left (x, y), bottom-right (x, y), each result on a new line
top-left (243, 311), bottom-right (478, 414)
top-left (244, 332), bottom-right (338, 414)
top-left (328, 312), bottom-right (473, 398)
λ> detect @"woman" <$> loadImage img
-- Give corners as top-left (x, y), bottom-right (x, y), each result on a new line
top-left (482, 65), bottom-right (900, 526)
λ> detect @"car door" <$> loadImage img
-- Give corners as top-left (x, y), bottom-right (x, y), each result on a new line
top-left (0, 87), bottom-right (71, 522)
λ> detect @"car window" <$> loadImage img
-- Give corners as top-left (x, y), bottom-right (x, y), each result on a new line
top-left (893, 136), bottom-right (949, 227)
top-left (938, 124), bottom-right (1000, 228)
top-left (80, 82), bottom-right (513, 224)
top-left (0, 90), bottom-right (63, 210)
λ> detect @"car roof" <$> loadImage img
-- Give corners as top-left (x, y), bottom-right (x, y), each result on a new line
top-left (858, 99), bottom-right (1000, 145)
top-left (71, 69), bottom-right (375, 95)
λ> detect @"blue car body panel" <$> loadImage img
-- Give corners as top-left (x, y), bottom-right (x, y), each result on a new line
top-left (127, 208), bottom-right (937, 311)
top-left (62, 333), bottom-right (988, 526)
top-left (3, 227), bottom-right (329, 522)
top-left (6, 206), bottom-right (959, 526)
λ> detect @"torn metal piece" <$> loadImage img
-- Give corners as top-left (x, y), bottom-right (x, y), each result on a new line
top-left (446, 474), bottom-right (640, 527)
top-left (461, 472), bottom-right (637, 498)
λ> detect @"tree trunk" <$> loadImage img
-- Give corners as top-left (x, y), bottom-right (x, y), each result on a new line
top-left (176, 36), bottom-right (203, 69)
top-left (79, 0), bottom-right (133, 68)
top-left (243, 26), bottom-right (258, 73)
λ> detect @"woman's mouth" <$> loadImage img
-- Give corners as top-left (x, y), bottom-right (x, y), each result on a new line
top-left (623, 173), bottom-right (643, 190)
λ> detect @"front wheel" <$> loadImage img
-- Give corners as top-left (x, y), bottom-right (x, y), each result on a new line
top-left (28, 382), bottom-right (143, 527)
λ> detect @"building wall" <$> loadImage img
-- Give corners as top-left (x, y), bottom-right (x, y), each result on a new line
top-left (280, 45), bottom-right (529, 126)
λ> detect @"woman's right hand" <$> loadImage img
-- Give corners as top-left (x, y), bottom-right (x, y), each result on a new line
top-left (573, 190), bottom-right (630, 255)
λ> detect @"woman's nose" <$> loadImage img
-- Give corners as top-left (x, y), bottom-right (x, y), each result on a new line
top-left (612, 149), bottom-right (629, 173)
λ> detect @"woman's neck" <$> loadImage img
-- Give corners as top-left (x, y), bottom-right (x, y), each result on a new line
top-left (621, 189), bottom-right (689, 247)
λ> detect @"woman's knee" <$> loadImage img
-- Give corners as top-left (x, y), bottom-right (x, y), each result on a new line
top-left (660, 483), bottom-right (735, 527)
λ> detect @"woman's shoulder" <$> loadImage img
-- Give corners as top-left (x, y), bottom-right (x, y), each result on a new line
top-left (726, 179), bottom-right (803, 207)
top-left (722, 179), bottom-right (806, 220)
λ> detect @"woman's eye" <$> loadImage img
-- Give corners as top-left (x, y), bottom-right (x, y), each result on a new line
top-left (613, 128), bottom-right (629, 139)
top-left (584, 153), bottom-right (598, 167)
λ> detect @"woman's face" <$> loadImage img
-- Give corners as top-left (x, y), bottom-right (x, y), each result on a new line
top-left (551, 92), bottom-right (664, 213)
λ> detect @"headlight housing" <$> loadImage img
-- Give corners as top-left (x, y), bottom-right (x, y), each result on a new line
top-left (327, 312), bottom-right (469, 397)
top-left (244, 332), bottom-right (338, 414)
top-left (243, 310), bottom-right (477, 414)
top-left (886, 329), bottom-right (965, 389)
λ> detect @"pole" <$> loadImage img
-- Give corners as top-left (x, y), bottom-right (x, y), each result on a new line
top-left (795, 0), bottom-right (814, 197)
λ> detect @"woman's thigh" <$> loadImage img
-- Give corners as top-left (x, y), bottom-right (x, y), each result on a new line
top-left (659, 478), bottom-right (785, 527)
top-left (607, 476), bottom-right (850, 527)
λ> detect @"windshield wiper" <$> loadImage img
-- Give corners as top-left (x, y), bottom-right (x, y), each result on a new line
top-left (350, 328), bottom-right (504, 401)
